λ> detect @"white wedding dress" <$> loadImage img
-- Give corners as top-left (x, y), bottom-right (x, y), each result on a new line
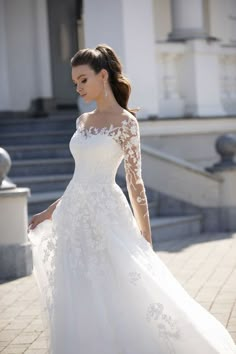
top-left (28, 115), bottom-right (236, 354)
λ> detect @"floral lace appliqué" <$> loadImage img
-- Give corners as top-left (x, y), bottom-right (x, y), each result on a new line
top-left (128, 271), bottom-right (142, 285)
top-left (146, 302), bottom-right (181, 354)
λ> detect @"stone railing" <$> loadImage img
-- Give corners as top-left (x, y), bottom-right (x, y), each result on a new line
top-left (156, 40), bottom-right (236, 118)
top-left (156, 42), bottom-right (186, 118)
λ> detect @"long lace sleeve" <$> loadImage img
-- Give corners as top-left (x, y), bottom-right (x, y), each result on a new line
top-left (119, 117), bottom-right (152, 246)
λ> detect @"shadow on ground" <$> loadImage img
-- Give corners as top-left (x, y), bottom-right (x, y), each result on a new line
top-left (153, 232), bottom-right (236, 253)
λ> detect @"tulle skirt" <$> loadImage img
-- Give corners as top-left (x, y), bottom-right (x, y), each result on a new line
top-left (28, 182), bottom-right (236, 354)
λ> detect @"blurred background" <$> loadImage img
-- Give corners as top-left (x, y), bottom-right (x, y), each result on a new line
top-left (0, 0), bottom-right (236, 117)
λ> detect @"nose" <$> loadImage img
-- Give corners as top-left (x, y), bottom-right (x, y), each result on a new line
top-left (77, 84), bottom-right (83, 94)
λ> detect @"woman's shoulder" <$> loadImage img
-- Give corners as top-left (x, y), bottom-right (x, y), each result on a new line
top-left (118, 109), bottom-right (137, 126)
top-left (75, 111), bottom-right (95, 127)
top-left (119, 110), bottom-right (139, 131)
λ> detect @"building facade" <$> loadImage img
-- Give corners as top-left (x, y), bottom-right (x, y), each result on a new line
top-left (0, 0), bottom-right (236, 118)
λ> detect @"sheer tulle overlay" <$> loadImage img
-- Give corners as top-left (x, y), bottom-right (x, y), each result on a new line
top-left (28, 116), bottom-right (236, 354)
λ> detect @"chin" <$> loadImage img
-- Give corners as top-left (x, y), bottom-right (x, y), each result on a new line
top-left (84, 98), bottom-right (90, 103)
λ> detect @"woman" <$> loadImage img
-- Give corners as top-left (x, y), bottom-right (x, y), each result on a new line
top-left (28, 44), bottom-right (236, 354)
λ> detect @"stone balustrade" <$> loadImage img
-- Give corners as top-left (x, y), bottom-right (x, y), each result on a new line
top-left (156, 41), bottom-right (236, 118)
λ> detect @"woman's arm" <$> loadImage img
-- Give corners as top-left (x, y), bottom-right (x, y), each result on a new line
top-left (127, 179), bottom-right (152, 245)
top-left (120, 115), bottom-right (153, 247)
top-left (28, 197), bottom-right (62, 230)
top-left (46, 197), bottom-right (62, 216)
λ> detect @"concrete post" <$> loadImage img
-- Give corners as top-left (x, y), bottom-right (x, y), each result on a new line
top-left (0, 148), bottom-right (31, 280)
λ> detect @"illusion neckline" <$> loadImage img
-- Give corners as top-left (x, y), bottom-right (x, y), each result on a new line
top-left (77, 122), bottom-right (125, 138)
top-left (77, 116), bottom-right (131, 136)
top-left (76, 125), bottom-right (124, 152)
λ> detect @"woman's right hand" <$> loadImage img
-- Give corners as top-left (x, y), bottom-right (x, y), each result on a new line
top-left (28, 209), bottom-right (52, 232)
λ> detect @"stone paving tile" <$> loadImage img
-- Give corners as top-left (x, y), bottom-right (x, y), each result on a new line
top-left (10, 334), bottom-right (40, 346)
top-left (157, 232), bottom-right (236, 342)
top-left (24, 351), bottom-right (47, 354)
top-left (0, 232), bottom-right (235, 353)
top-left (0, 345), bottom-right (29, 354)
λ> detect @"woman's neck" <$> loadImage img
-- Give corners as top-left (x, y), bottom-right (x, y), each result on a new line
top-left (95, 88), bottom-right (123, 114)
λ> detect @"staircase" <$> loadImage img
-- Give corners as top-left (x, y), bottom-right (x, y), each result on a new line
top-left (0, 113), bottom-right (75, 215)
top-left (0, 113), bottom-right (202, 243)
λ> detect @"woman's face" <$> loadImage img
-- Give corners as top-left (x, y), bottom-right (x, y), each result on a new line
top-left (72, 64), bottom-right (105, 103)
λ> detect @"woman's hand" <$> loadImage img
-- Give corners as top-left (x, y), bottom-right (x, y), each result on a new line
top-left (28, 209), bottom-right (52, 232)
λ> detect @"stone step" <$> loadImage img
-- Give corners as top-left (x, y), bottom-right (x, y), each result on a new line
top-left (0, 130), bottom-right (73, 145)
top-left (0, 117), bottom-right (76, 133)
top-left (4, 144), bottom-right (71, 160)
top-left (9, 158), bottom-right (74, 177)
top-left (151, 214), bottom-right (202, 243)
top-left (12, 174), bottom-right (72, 193)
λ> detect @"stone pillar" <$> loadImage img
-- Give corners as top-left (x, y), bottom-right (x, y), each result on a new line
top-left (29, 0), bottom-right (54, 115)
top-left (169, 0), bottom-right (208, 40)
top-left (0, 0), bottom-right (10, 110)
top-left (0, 148), bottom-right (31, 280)
top-left (33, 0), bottom-right (53, 100)
top-left (120, 0), bottom-right (159, 119)
top-left (0, 0), bottom-right (53, 113)
top-left (83, 0), bottom-right (159, 118)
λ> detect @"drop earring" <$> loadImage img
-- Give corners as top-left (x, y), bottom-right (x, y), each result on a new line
top-left (104, 81), bottom-right (108, 98)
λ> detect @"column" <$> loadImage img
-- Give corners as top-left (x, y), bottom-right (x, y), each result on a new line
top-left (83, 0), bottom-right (159, 118)
top-left (30, 0), bottom-right (54, 113)
top-left (169, 0), bottom-right (208, 40)
top-left (1, 0), bottom-right (53, 112)
top-left (0, 1), bottom-right (10, 110)
top-left (33, 0), bottom-right (53, 99)
top-left (121, 0), bottom-right (159, 118)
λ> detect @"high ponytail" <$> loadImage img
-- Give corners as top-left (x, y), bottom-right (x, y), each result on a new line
top-left (71, 44), bottom-right (138, 117)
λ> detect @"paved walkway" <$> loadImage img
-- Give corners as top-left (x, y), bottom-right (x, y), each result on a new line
top-left (0, 232), bottom-right (236, 353)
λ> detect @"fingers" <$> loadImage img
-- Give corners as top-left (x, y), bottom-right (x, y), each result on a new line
top-left (28, 222), bottom-right (34, 232)
top-left (28, 216), bottom-right (37, 232)
top-left (28, 217), bottom-right (34, 228)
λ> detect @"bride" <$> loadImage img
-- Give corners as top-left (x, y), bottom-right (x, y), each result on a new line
top-left (28, 44), bottom-right (236, 354)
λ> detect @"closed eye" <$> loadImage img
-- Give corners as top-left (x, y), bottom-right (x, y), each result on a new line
top-left (73, 78), bottom-right (87, 87)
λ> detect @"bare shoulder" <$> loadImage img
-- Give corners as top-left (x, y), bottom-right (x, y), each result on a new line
top-left (76, 111), bottom-right (95, 126)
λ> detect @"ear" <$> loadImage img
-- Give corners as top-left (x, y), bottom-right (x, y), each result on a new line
top-left (100, 68), bottom-right (109, 81)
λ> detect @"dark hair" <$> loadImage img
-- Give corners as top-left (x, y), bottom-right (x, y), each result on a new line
top-left (71, 44), bottom-right (137, 117)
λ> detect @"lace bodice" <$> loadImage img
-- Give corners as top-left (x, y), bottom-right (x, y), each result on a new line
top-left (70, 113), bottom-right (150, 236)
